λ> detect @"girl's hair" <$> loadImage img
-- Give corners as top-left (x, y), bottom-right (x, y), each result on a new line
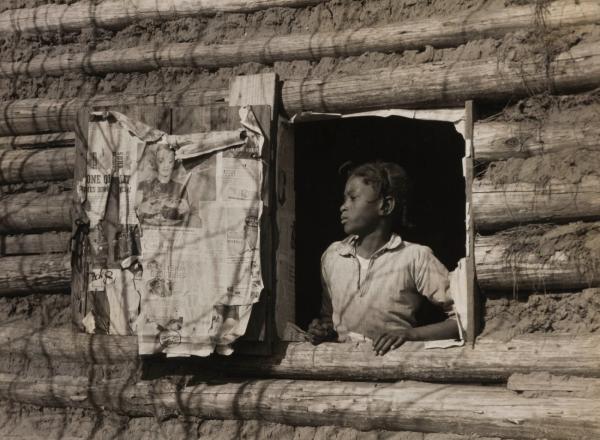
top-left (347, 161), bottom-right (411, 220)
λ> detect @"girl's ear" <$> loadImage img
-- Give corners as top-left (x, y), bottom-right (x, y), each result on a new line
top-left (380, 195), bottom-right (395, 216)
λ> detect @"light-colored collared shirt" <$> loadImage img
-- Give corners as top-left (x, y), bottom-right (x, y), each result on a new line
top-left (320, 233), bottom-right (454, 341)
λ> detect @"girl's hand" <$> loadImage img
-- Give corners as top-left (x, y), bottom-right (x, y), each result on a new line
top-left (373, 328), bottom-right (414, 356)
top-left (307, 318), bottom-right (336, 345)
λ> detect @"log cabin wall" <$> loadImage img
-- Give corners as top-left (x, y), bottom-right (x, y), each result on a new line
top-left (0, 0), bottom-right (599, 438)
top-left (473, 94), bottom-right (600, 340)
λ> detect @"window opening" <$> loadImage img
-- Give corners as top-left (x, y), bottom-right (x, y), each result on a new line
top-left (294, 116), bottom-right (466, 329)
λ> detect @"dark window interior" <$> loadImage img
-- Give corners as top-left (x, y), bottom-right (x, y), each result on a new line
top-left (294, 116), bottom-right (466, 329)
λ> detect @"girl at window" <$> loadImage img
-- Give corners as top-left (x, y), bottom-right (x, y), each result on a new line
top-left (307, 161), bottom-right (459, 355)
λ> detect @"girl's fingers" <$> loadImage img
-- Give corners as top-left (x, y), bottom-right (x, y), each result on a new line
top-left (308, 323), bottom-right (331, 338)
top-left (391, 336), bottom-right (406, 350)
top-left (373, 334), bottom-right (391, 354)
top-left (377, 337), bottom-right (397, 356)
top-left (312, 328), bottom-right (328, 337)
top-left (308, 320), bottom-right (324, 333)
top-left (374, 334), bottom-right (407, 355)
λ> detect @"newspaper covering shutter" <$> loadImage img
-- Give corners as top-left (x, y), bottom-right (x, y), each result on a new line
top-left (74, 106), bottom-right (267, 357)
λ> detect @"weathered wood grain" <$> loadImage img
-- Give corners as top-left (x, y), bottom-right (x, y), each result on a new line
top-left (0, 90), bottom-right (228, 135)
top-left (0, 254), bottom-right (70, 295)
top-left (2, 1), bottom-right (599, 77)
top-left (0, 147), bottom-right (74, 184)
top-left (475, 232), bottom-right (600, 291)
top-left (0, 231), bottom-right (70, 255)
top-left (0, 323), bottom-right (599, 383)
top-left (0, 191), bottom-right (71, 233)
top-left (3, 41), bottom-right (600, 135)
top-left (508, 372), bottom-right (600, 396)
top-left (473, 175), bottom-right (600, 231)
top-left (281, 41), bottom-right (600, 114)
top-left (0, 132), bottom-right (75, 149)
top-left (474, 119), bottom-right (600, 161)
top-left (0, 372), bottom-right (598, 439)
top-left (0, 0), bottom-right (324, 34)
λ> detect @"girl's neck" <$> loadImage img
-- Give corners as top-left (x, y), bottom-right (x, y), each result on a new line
top-left (356, 227), bottom-right (392, 259)
top-left (157, 175), bottom-right (170, 184)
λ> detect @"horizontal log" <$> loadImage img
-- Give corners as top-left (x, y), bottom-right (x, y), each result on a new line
top-left (2, 0), bottom-right (599, 78)
top-left (474, 119), bottom-right (600, 161)
top-left (0, 324), bottom-right (136, 363)
top-left (1, 322), bottom-right (599, 382)
top-left (0, 132), bottom-right (75, 150)
top-left (0, 231), bottom-right (70, 255)
top-left (0, 254), bottom-right (70, 295)
top-left (281, 40), bottom-right (600, 114)
top-left (472, 175), bottom-right (600, 230)
top-left (474, 231), bottom-right (600, 291)
top-left (3, 40), bottom-right (600, 135)
top-left (1, 373), bottom-right (598, 439)
top-left (0, 0), bottom-right (323, 35)
top-left (0, 191), bottom-right (71, 233)
top-left (0, 89), bottom-right (228, 135)
top-left (0, 147), bottom-right (74, 184)
top-left (508, 372), bottom-right (600, 396)
top-left (207, 335), bottom-right (600, 383)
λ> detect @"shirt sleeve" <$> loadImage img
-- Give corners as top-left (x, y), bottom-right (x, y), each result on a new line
top-left (412, 246), bottom-right (454, 317)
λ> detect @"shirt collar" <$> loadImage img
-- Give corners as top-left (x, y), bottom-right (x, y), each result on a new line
top-left (338, 233), bottom-right (403, 257)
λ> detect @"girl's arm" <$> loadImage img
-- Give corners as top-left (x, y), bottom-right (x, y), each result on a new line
top-left (373, 318), bottom-right (459, 356)
top-left (307, 251), bottom-right (337, 344)
top-left (374, 247), bottom-right (461, 356)
top-left (408, 318), bottom-right (459, 341)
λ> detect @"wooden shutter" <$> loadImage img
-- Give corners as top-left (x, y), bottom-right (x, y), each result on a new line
top-left (73, 74), bottom-right (281, 355)
top-left (464, 100), bottom-right (479, 344)
top-left (275, 117), bottom-right (296, 339)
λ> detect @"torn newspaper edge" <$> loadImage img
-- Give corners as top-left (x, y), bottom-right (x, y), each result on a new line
top-left (79, 107), bottom-right (265, 358)
top-left (168, 130), bottom-right (246, 160)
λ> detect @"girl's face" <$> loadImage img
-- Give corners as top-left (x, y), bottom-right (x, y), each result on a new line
top-left (157, 148), bottom-right (175, 179)
top-left (340, 176), bottom-right (382, 236)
